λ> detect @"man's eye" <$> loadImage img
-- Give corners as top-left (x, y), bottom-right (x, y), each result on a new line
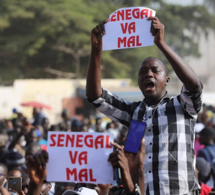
top-left (139, 70), bottom-right (146, 75)
top-left (153, 68), bottom-right (160, 73)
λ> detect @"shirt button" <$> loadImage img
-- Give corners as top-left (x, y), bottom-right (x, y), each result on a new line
top-left (149, 156), bottom-right (151, 158)
top-left (150, 143), bottom-right (152, 145)
top-left (149, 171), bottom-right (151, 173)
top-left (148, 129), bottom-right (151, 132)
top-left (148, 116), bottom-right (151, 118)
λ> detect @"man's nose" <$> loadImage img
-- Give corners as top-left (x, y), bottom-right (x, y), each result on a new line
top-left (146, 69), bottom-right (153, 77)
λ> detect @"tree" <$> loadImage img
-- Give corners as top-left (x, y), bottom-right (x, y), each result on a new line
top-left (0, 0), bottom-right (214, 83)
top-left (0, 0), bottom-right (121, 81)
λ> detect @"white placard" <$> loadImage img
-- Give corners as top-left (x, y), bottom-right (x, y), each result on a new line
top-left (103, 7), bottom-right (156, 50)
top-left (47, 132), bottom-right (114, 184)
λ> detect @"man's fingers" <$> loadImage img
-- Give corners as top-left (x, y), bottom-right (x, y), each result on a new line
top-left (94, 22), bottom-right (106, 36)
top-left (147, 16), bottom-right (160, 22)
top-left (98, 24), bottom-right (105, 35)
top-left (138, 138), bottom-right (146, 155)
top-left (110, 141), bottom-right (123, 151)
top-left (108, 150), bottom-right (119, 161)
top-left (33, 151), bottom-right (48, 169)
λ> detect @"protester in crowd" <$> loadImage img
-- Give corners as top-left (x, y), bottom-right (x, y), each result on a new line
top-left (106, 122), bottom-right (119, 141)
top-left (41, 118), bottom-right (50, 140)
top-left (5, 149), bottom-right (25, 173)
top-left (194, 122), bottom-right (205, 157)
top-left (93, 117), bottom-right (105, 133)
top-left (59, 109), bottom-right (72, 131)
top-left (25, 128), bottom-right (39, 147)
top-left (26, 150), bottom-right (48, 195)
top-left (18, 143), bottom-right (42, 191)
top-left (108, 139), bottom-right (145, 195)
top-left (40, 181), bottom-right (52, 195)
top-left (86, 16), bottom-right (202, 194)
top-left (32, 107), bottom-right (46, 127)
top-left (71, 119), bottom-right (82, 132)
top-left (79, 123), bottom-right (89, 132)
top-left (197, 126), bottom-right (215, 188)
top-left (196, 157), bottom-right (214, 194)
top-left (8, 168), bottom-right (22, 178)
top-left (54, 182), bottom-right (76, 195)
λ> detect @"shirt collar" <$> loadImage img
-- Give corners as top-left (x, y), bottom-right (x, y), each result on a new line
top-left (143, 91), bottom-right (170, 107)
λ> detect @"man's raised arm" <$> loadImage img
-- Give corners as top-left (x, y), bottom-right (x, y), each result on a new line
top-left (148, 17), bottom-right (202, 93)
top-left (86, 21), bottom-right (107, 101)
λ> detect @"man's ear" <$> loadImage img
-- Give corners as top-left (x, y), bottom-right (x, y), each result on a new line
top-left (165, 77), bottom-right (170, 86)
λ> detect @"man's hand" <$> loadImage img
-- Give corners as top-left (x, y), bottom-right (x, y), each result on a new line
top-left (125, 138), bottom-right (145, 170)
top-left (108, 142), bottom-right (134, 194)
top-left (108, 142), bottom-right (130, 174)
top-left (147, 17), bottom-right (165, 46)
top-left (125, 139), bottom-right (145, 194)
top-left (91, 20), bottom-right (107, 51)
top-left (27, 150), bottom-right (48, 185)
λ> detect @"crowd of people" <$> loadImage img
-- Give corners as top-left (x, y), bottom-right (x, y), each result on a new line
top-left (0, 101), bottom-right (215, 195)
top-left (1, 15), bottom-right (215, 195)
top-left (0, 106), bottom-right (130, 195)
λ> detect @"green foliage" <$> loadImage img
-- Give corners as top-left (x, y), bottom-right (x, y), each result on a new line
top-left (0, 0), bottom-right (215, 83)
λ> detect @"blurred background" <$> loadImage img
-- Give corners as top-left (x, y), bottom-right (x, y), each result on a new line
top-left (0, 0), bottom-right (215, 123)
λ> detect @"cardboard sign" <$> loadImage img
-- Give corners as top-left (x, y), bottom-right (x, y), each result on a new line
top-left (103, 7), bottom-right (156, 50)
top-left (47, 132), bottom-right (114, 184)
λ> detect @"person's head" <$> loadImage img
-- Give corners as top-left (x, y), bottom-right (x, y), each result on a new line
top-left (41, 181), bottom-right (52, 195)
top-left (25, 143), bottom-right (42, 160)
top-left (95, 117), bottom-right (102, 126)
top-left (61, 109), bottom-right (70, 121)
top-left (49, 124), bottom-right (60, 132)
top-left (62, 187), bottom-right (98, 195)
top-left (138, 57), bottom-right (169, 105)
top-left (5, 150), bottom-right (25, 169)
top-left (199, 126), bottom-right (215, 145)
top-left (71, 119), bottom-right (82, 132)
top-left (80, 124), bottom-right (88, 132)
top-left (0, 163), bottom-right (7, 187)
top-left (33, 107), bottom-right (42, 118)
top-left (42, 118), bottom-right (50, 131)
top-left (54, 182), bottom-right (76, 195)
top-left (8, 168), bottom-right (22, 177)
top-left (26, 129), bottom-right (39, 144)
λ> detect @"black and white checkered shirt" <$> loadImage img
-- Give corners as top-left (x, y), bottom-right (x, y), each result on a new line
top-left (91, 85), bottom-right (202, 195)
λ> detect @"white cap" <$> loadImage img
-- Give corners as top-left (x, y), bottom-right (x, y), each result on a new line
top-left (62, 187), bottom-right (98, 195)
top-left (194, 123), bottom-right (205, 133)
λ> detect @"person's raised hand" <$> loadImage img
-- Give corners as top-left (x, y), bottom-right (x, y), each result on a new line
top-left (0, 187), bottom-right (10, 195)
top-left (108, 142), bottom-right (129, 174)
top-left (147, 17), bottom-right (164, 46)
top-left (26, 150), bottom-right (48, 185)
top-left (91, 20), bottom-right (108, 51)
top-left (108, 142), bottom-right (134, 193)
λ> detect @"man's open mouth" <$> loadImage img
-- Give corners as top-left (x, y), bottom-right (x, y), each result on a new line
top-left (145, 81), bottom-right (155, 90)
